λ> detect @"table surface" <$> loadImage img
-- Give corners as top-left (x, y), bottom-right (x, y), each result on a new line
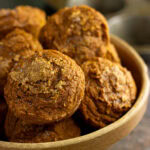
top-left (110, 64), bottom-right (150, 150)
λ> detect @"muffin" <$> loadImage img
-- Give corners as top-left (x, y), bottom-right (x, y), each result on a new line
top-left (5, 111), bottom-right (80, 143)
top-left (0, 28), bottom-right (42, 95)
top-left (39, 5), bottom-right (114, 65)
top-left (0, 5), bottom-right (46, 39)
top-left (80, 57), bottom-right (137, 128)
top-left (5, 50), bottom-right (85, 124)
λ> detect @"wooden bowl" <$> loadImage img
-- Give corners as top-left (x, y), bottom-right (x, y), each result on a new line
top-left (0, 35), bottom-right (149, 150)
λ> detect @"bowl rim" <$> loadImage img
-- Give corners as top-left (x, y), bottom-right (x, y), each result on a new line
top-left (0, 35), bottom-right (149, 150)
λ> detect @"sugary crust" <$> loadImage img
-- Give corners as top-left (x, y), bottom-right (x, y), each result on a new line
top-left (0, 28), bottom-right (42, 95)
top-left (0, 6), bottom-right (46, 39)
top-left (80, 57), bottom-right (137, 128)
top-left (40, 5), bottom-right (110, 65)
top-left (1, 28), bottom-right (43, 52)
top-left (5, 50), bottom-right (85, 124)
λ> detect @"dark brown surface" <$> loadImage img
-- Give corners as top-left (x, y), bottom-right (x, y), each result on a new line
top-left (0, 97), bottom-right (7, 138)
top-left (5, 50), bottom-right (85, 124)
top-left (110, 65), bottom-right (150, 150)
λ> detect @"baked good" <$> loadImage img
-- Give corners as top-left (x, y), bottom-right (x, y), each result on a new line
top-left (0, 28), bottom-right (42, 95)
top-left (40, 5), bottom-right (110, 65)
top-left (0, 5), bottom-right (46, 39)
top-left (80, 57), bottom-right (137, 128)
top-left (5, 50), bottom-right (85, 124)
top-left (5, 111), bottom-right (80, 143)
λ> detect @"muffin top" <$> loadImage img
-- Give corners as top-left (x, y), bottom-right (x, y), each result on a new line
top-left (0, 5), bottom-right (46, 39)
top-left (0, 28), bottom-right (42, 95)
top-left (5, 50), bottom-right (85, 124)
top-left (80, 57), bottom-right (137, 128)
top-left (0, 28), bottom-right (42, 56)
top-left (40, 5), bottom-right (110, 65)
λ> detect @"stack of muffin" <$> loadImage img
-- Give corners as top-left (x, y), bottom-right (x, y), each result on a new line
top-left (0, 5), bottom-right (137, 143)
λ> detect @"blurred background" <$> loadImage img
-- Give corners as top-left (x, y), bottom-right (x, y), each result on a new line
top-left (0, 0), bottom-right (150, 149)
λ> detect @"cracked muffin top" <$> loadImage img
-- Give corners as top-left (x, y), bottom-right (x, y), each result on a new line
top-left (80, 57), bottom-right (137, 128)
top-left (40, 5), bottom-right (111, 65)
top-left (4, 50), bottom-right (85, 124)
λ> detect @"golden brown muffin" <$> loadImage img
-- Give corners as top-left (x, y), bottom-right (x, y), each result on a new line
top-left (5, 50), bottom-right (85, 124)
top-left (5, 111), bottom-right (80, 143)
top-left (105, 43), bottom-right (120, 64)
top-left (40, 5), bottom-right (110, 65)
top-left (80, 57), bottom-right (137, 128)
top-left (0, 28), bottom-right (42, 95)
top-left (0, 5), bottom-right (46, 39)
top-left (0, 97), bottom-right (8, 137)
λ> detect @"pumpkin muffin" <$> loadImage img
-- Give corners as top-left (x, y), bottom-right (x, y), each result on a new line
top-left (0, 5), bottom-right (46, 39)
top-left (4, 50), bottom-right (85, 124)
top-left (5, 111), bottom-right (80, 143)
top-left (80, 57), bottom-right (137, 128)
top-left (0, 28), bottom-right (42, 95)
top-left (39, 5), bottom-right (112, 65)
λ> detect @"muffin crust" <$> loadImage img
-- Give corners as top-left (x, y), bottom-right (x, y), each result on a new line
top-left (80, 57), bottom-right (137, 128)
top-left (40, 5), bottom-right (110, 65)
top-left (0, 6), bottom-right (46, 39)
top-left (5, 50), bottom-right (85, 124)
top-left (0, 28), bottom-right (42, 95)
top-left (5, 111), bottom-right (80, 143)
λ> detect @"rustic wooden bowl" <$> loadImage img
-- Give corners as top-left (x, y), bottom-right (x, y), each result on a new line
top-left (0, 35), bottom-right (149, 150)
